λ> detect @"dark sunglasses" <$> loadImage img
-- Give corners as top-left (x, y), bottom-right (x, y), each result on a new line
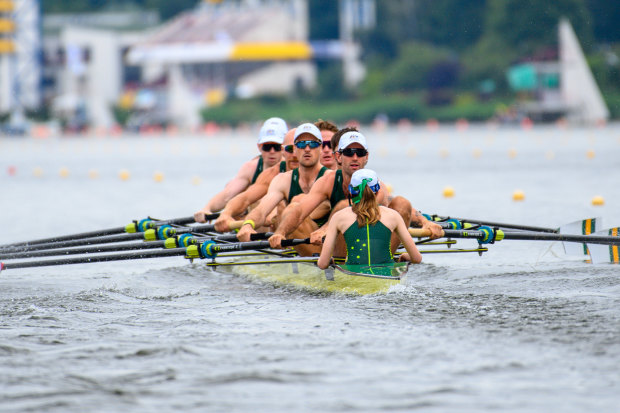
top-left (340, 147), bottom-right (368, 157)
top-left (322, 141), bottom-right (332, 149)
top-left (261, 143), bottom-right (282, 152)
top-left (284, 145), bottom-right (294, 153)
top-left (294, 140), bottom-right (321, 149)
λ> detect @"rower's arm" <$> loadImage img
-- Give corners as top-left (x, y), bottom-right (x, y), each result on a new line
top-left (411, 208), bottom-right (443, 239)
top-left (274, 176), bottom-right (332, 237)
top-left (317, 214), bottom-right (341, 270)
top-left (220, 173), bottom-right (272, 218)
top-left (196, 159), bottom-right (255, 219)
top-left (394, 213), bottom-right (422, 264)
top-left (237, 173), bottom-right (289, 241)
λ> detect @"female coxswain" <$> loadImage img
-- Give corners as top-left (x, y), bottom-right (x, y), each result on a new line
top-left (317, 169), bottom-right (422, 269)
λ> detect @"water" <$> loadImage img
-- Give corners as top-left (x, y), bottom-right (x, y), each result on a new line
top-left (1, 124), bottom-right (619, 412)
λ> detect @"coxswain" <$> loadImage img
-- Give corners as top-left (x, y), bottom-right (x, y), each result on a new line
top-left (317, 169), bottom-right (422, 269)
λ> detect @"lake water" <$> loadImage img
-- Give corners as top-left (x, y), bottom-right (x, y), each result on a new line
top-left (1, 123), bottom-right (619, 412)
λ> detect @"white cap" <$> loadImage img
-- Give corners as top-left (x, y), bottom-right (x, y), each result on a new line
top-left (257, 117), bottom-right (287, 144)
top-left (350, 169), bottom-right (380, 191)
top-left (293, 123), bottom-right (322, 142)
top-left (338, 131), bottom-right (368, 151)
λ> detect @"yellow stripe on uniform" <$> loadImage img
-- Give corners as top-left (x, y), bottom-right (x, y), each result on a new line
top-left (231, 42), bottom-right (312, 60)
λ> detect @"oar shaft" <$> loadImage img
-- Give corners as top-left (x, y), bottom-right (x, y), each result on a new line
top-left (428, 215), bottom-right (558, 233)
top-left (0, 232), bottom-right (272, 260)
top-left (3, 224), bottom-right (217, 253)
top-left (409, 228), bottom-right (620, 245)
top-left (0, 214), bottom-right (219, 251)
top-left (1, 248), bottom-right (188, 271)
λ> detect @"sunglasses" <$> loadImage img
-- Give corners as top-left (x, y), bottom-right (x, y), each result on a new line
top-left (322, 141), bottom-right (332, 149)
top-left (262, 143), bottom-right (282, 152)
top-left (284, 145), bottom-right (294, 153)
top-left (294, 140), bottom-right (321, 149)
top-left (340, 147), bottom-right (368, 157)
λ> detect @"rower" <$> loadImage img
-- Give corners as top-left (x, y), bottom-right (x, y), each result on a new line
top-left (268, 128), bottom-right (442, 256)
top-left (213, 127), bottom-right (298, 232)
top-left (236, 123), bottom-right (329, 255)
top-left (314, 119), bottom-right (338, 170)
top-left (317, 169), bottom-right (422, 269)
top-left (193, 117), bottom-right (287, 223)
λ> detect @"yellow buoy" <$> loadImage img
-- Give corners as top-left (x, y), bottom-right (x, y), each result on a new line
top-left (88, 169), bottom-right (99, 179)
top-left (512, 190), bottom-right (525, 201)
top-left (407, 148), bottom-right (417, 158)
top-left (472, 148), bottom-right (482, 158)
top-left (59, 167), bottom-right (70, 178)
top-left (153, 171), bottom-right (165, 182)
top-left (119, 169), bottom-right (131, 181)
top-left (443, 186), bottom-right (455, 198)
top-left (33, 167), bottom-right (44, 177)
top-left (439, 148), bottom-right (450, 159)
top-left (508, 148), bottom-right (518, 159)
top-left (586, 149), bottom-right (596, 159)
top-left (591, 196), bottom-right (605, 206)
top-left (192, 176), bottom-right (202, 186)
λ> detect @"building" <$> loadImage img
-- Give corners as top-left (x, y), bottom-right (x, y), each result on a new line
top-left (507, 19), bottom-right (609, 124)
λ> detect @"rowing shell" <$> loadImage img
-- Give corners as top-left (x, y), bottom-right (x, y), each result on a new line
top-left (206, 255), bottom-right (409, 295)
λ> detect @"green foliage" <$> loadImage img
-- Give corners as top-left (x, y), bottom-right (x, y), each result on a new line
top-left (382, 42), bottom-right (453, 93)
top-left (485, 0), bottom-right (593, 54)
top-left (413, 0), bottom-right (487, 50)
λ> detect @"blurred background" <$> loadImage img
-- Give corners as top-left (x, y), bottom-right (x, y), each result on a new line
top-left (0, 0), bottom-right (619, 136)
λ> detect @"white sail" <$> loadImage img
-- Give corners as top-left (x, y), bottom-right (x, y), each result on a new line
top-left (560, 18), bottom-right (609, 124)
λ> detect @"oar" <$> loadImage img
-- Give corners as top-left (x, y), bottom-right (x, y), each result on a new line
top-left (0, 214), bottom-right (219, 251)
top-left (0, 238), bottom-right (310, 272)
top-left (0, 233), bottom-right (273, 260)
top-left (409, 227), bottom-right (620, 246)
top-left (424, 214), bottom-right (559, 233)
top-left (0, 223), bottom-right (221, 255)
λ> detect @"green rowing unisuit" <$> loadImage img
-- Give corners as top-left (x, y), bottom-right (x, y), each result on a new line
top-left (251, 159), bottom-right (286, 184)
top-left (251, 157), bottom-right (263, 184)
top-left (287, 166), bottom-right (328, 203)
top-left (329, 169), bottom-right (346, 208)
top-left (344, 220), bottom-right (393, 265)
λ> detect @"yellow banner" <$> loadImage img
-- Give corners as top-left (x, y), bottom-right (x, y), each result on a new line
top-left (0, 18), bottom-right (15, 33)
top-left (231, 42), bottom-right (312, 60)
top-left (0, 1), bottom-right (14, 12)
top-left (0, 39), bottom-right (15, 53)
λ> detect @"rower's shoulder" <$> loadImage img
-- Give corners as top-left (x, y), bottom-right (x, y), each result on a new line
top-left (315, 169), bottom-right (336, 184)
top-left (255, 163), bottom-right (284, 183)
top-left (237, 156), bottom-right (260, 176)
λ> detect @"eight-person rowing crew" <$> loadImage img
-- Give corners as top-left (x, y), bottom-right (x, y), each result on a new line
top-left (194, 117), bottom-right (443, 267)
